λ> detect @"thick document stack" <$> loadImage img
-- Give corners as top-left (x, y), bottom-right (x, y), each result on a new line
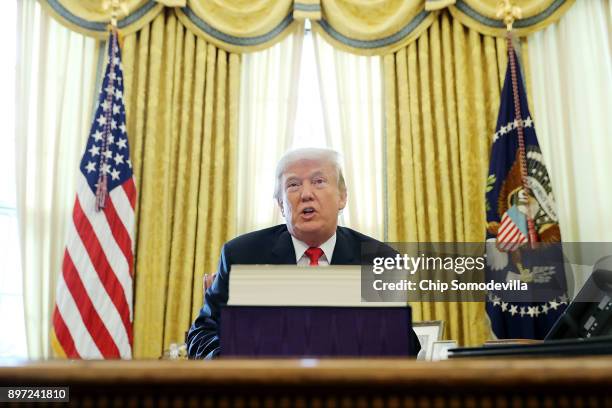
top-left (228, 265), bottom-right (405, 307)
top-left (221, 265), bottom-right (417, 357)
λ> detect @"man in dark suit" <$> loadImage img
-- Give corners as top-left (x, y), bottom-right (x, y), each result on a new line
top-left (187, 148), bottom-right (420, 358)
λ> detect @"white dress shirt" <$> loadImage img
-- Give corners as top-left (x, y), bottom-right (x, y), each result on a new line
top-left (291, 233), bottom-right (337, 266)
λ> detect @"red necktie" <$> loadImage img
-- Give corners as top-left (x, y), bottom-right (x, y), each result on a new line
top-left (305, 247), bottom-right (324, 266)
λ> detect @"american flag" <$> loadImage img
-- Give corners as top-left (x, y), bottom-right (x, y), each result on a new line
top-left (51, 30), bottom-right (135, 359)
top-left (497, 210), bottom-right (528, 252)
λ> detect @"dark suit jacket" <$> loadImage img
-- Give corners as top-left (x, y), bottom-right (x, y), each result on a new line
top-left (186, 224), bottom-right (420, 358)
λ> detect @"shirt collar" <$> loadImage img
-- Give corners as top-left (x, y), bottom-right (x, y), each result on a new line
top-left (291, 233), bottom-right (337, 264)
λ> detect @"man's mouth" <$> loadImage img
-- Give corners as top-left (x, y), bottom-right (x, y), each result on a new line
top-left (301, 207), bottom-right (316, 219)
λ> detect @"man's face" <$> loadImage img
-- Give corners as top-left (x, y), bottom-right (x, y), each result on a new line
top-left (278, 159), bottom-right (347, 247)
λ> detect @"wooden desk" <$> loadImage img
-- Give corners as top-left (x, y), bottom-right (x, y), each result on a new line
top-left (1, 358), bottom-right (612, 407)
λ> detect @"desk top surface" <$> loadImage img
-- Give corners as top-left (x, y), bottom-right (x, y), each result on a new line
top-left (2, 357), bottom-right (612, 387)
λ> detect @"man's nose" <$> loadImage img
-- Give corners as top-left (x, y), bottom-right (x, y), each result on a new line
top-left (300, 182), bottom-right (314, 201)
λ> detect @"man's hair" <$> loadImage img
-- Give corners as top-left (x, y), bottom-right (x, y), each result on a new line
top-left (273, 147), bottom-right (347, 201)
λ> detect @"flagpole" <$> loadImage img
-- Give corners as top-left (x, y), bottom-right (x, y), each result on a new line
top-left (96, 0), bottom-right (129, 211)
top-left (103, 0), bottom-right (129, 32)
top-left (496, 1), bottom-right (538, 247)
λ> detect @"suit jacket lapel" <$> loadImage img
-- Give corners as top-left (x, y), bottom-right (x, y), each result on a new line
top-left (271, 229), bottom-right (298, 264)
top-left (331, 227), bottom-right (357, 265)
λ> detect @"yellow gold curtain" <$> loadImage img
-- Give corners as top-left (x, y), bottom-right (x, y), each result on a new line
top-left (447, 0), bottom-right (575, 37)
top-left (310, 0), bottom-right (574, 56)
top-left (38, 0), bottom-right (165, 38)
top-left (384, 10), bottom-right (510, 346)
top-left (37, 0), bottom-right (558, 355)
top-left (41, 0), bottom-right (574, 53)
top-left (38, 0), bottom-right (300, 52)
top-left (312, 0), bottom-right (436, 56)
top-left (121, 9), bottom-right (239, 358)
top-left (175, 0), bottom-right (299, 53)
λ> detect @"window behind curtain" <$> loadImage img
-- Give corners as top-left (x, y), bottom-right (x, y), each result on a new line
top-left (237, 21), bottom-right (384, 238)
top-left (0, 0), bottom-right (27, 358)
top-left (292, 22), bottom-right (326, 149)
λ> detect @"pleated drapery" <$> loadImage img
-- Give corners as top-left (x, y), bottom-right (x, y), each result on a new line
top-left (384, 11), bottom-right (512, 346)
top-left (30, 0), bottom-right (586, 356)
top-left (121, 10), bottom-right (240, 358)
top-left (41, 0), bottom-right (574, 53)
top-left (527, 0), bottom-right (612, 244)
top-left (39, 0), bottom-right (301, 52)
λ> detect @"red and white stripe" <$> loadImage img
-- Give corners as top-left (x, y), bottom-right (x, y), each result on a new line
top-left (496, 212), bottom-right (527, 252)
top-left (52, 172), bottom-right (135, 359)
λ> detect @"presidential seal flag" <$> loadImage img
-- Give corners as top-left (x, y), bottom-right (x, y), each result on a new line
top-left (51, 30), bottom-right (135, 359)
top-left (485, 38), bottom-right (567, 339)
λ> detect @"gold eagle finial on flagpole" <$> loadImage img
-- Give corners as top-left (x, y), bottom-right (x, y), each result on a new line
top-left (103, 0), bottom-right (129, 30)
top-left (496, 0), bottom-right (523, 31)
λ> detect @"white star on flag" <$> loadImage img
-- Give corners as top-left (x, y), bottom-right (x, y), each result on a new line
top-left (110, 168), bottom-right (121, 180)
top-left (100, 163), bottom-right (111, 174)
top-left (89, 145), bottom-right (100, 157)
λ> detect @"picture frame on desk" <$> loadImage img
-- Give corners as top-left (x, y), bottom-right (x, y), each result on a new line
top-left (413, 320), bottom-right (445, 361)
top-left (431, 340), bottom-right (458, 361)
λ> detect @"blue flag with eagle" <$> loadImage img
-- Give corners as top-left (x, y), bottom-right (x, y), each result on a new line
top-left (485, 46), bottom-right (568, 339)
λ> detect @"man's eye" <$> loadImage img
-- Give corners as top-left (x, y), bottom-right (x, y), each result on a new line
top-left (313, 178), bottom-right (326, 185)
top-left (286, 181), bottom-right (300, 190)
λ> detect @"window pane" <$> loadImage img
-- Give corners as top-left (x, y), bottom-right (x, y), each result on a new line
top-left (0, 0), bottom-right (25, 359)
top-left (0, 213), bottom-right (22, 294)
top-left (0, 294), bottom-right (27, 358)
top-left (292, 31), bottom-right (326, 148)
top-left (0, 213), bottom-right (26, 358)
top-left (0, 0), bottom-right (16, 208)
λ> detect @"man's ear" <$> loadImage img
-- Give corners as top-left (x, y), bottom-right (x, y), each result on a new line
top-left (339, 190), bottom-right (347, 210)
top-left (278, 199), bottom-right (285, 217)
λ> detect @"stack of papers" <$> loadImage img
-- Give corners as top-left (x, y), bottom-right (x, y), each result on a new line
top-left (227, 265), bottom-right (406, 307)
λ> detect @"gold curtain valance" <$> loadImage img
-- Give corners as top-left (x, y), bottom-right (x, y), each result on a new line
top-left (444, 0), bottom-right (576, 37)
top-left (38, 0), bottom-right (165, 38)
top-left (313, 0), bottom-right (575, 55)
top-left (38, 0), bottom-right (300, 52)
top-left (40, 0), bottom-right (574, 54)
top-left (312, 0), bottom-right (436, 56)
top-left (174, 0), bottom-right (300, 53)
